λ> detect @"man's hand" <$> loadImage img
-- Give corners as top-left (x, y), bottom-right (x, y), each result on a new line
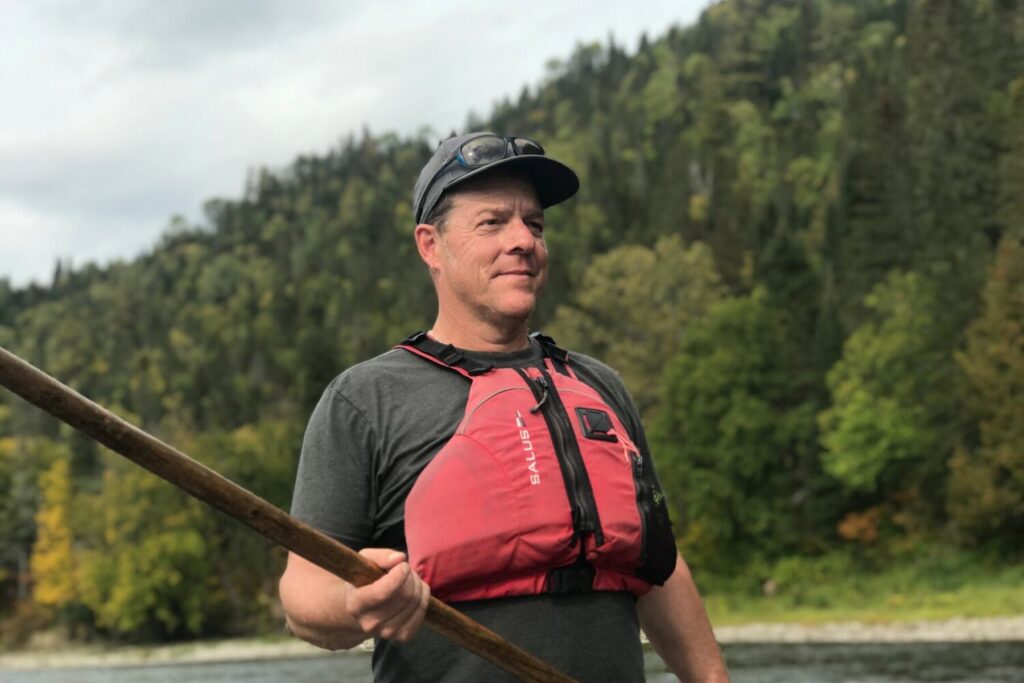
top-left (346, 548), bottom-right (431, 641)
top-left (279, 548), bottom-right (431, 650)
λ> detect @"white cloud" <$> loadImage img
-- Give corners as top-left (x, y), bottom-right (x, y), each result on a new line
top-left (0, 0), bottom-right (710, 287)
top-left (0, 198), bottom-right (153, 285)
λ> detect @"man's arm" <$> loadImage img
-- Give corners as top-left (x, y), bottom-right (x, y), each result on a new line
top-left (637, 553), bottom-right (730, 683)
top-left (279, 548), bottom-right (430, 650)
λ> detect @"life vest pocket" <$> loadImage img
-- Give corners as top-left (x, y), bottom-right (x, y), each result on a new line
top-left (628, 445), bottom-right (677, 585)
top-left (405, 383), bottom-right (579, 600)
top-left (576, 407), bottom-right (618, 442)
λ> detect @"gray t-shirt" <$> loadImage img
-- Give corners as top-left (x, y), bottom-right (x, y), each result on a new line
top-left (291, 337), bottom-right (659, 683)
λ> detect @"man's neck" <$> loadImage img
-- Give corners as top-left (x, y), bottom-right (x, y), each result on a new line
top-left (428, 315), bottom-right (530, 353)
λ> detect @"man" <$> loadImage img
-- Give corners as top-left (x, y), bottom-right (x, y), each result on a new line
top-left (279, 133), bottom-right (729, 682)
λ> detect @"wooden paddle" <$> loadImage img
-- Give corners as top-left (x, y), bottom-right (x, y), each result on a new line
top-left (0, 345), bottom-right (578, 683)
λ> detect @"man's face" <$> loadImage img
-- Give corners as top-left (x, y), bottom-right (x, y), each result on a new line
top-left (428, 174), bottom-right (547, 328)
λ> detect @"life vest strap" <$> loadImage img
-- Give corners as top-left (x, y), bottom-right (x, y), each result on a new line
top-left (530, 332), bottom-right (575, 378)
top-left (397, 331), bottom-right (494, 377)
top-left (397, 331), bottom-right (575, 378)
top-left (545, 555), bottom-right (596, 594)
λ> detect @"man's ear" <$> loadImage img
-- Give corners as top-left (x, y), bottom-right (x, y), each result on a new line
top-left (414, 223), bottom-right (442, 274)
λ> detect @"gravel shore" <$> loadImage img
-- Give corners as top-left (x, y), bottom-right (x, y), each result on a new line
top-left (713, 615), bottom-right (1024, 643)
top-left (0, 637), bottom-right (344, 672)
top-left (1, 616), bottom-right (1021, 671)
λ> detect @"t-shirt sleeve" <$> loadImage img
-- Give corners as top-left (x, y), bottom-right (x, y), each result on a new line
top-left (574, 356), bottom-right (669, 493)
top-left (290, 379), bottom-right (377, 550)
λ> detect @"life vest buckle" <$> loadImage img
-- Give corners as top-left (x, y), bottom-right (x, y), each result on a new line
top-left (545, 555), bottom-right (596, 594)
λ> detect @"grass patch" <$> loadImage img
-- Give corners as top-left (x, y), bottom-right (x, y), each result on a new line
top-left (700, 547), bottom-right (1024, 625)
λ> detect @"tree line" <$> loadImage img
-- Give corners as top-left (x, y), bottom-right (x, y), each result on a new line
top-left (1, 0), bottom-right (1021, 642)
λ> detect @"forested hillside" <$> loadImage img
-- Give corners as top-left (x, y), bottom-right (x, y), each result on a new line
top-left (1, 0), bottom-right (1021, 642)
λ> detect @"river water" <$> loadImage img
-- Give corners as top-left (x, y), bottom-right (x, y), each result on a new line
top-left (2, 642), bottom-right (1022, 682)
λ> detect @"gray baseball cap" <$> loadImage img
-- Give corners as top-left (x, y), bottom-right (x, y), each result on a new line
top-left (412, 132), bottom-right (580, 224)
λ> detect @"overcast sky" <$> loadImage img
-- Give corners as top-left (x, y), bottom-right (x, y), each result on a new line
top-left (1, 0), bottom-right (708, 288)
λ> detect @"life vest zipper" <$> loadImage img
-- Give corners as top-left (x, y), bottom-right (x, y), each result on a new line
top-left (629, 448), bottom-right (648, 568)
top-left (540, 368), bottom-right (605, 548)
top-left (515, 367), bottom-right (604, 548)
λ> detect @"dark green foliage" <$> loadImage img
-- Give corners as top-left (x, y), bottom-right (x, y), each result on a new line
top-left (1, 0), bottom-right (1021, 640)
top-left (819, 272), bottom-right (968, 527)
top-left (653, 289), bottom-right (837, 575)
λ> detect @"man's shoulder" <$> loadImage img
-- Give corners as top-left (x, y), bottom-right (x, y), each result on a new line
top-left (559, 345), bottom-right (638, 412)
top-left (325, 345), bottom-right (468, 408)
top-left (557, 343), bottom-right (646, 442)
top-left (327, 347), bottom-right (429, 394)
top-left (549, 340), bottom-right (624, 389)
top-left (563, 347), bottom-right (622, 383)
top-left (334, 347), bottom-right (414, 379)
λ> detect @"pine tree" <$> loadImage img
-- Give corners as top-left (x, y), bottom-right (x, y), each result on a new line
top-left (949, 235), bottom-right (1024, 544)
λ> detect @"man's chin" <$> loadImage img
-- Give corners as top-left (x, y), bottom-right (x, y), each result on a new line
top-left (492, 295), bottom-right (538, 322)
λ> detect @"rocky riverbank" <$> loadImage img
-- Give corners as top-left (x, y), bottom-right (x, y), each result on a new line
top-left (714, 615), bottom-right (1024, 643)
top-left (1, 616), bottom-right (1021, 671)
top-left (0, 635), bottom-right (363, 672)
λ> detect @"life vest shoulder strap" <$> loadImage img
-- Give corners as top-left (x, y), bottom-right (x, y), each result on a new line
top-left (530, 332), bottom-right (575, 378)
top-left (396, 330), bottom-right (575, 379)
top-left (396, 331), bottom-right (493, 379)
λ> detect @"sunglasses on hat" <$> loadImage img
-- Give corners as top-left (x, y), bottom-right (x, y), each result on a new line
top-left (416, 135), bottom-right (546, 223)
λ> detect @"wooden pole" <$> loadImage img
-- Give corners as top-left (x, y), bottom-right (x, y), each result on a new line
top-left (0, 345), bottom-right (578, 683)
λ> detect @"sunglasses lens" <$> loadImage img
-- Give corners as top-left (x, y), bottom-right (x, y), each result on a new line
top-left (461, 136), bottom-right (509, 166)
top-left (514, 138), bottom-right (544, 155)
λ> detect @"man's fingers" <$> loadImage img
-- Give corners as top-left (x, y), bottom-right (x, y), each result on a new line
top-left (347, 563), bottom-right (430, 641)
top-left (384, 573), bottom-right (424, 630)
top-left (342, 547), bottom-right (430, 641)
top-left (377, 572), bottom-right (430, 642)
top-left (350, 561), bottom-right (410, 614)
top-left (399, 573), bottom-right (431, 641)
top-left (359, 547), bottom-right (407, 571)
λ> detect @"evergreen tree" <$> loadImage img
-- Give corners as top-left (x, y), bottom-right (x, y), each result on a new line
top-left (949, 236), bottom-right (1024, 545)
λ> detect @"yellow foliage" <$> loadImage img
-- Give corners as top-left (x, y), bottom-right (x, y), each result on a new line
top-left (30, 459), bottom-right (77, 608)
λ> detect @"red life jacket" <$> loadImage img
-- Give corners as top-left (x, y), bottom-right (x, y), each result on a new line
top-left (398, 331), bottom-right (677, 603)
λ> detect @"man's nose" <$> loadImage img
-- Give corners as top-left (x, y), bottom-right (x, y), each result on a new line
top-left (506, 217), bottom-right (537, 253)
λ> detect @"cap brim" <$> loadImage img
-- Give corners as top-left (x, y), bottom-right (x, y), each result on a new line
top-left (443, 154), bottom-right (580, 212)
